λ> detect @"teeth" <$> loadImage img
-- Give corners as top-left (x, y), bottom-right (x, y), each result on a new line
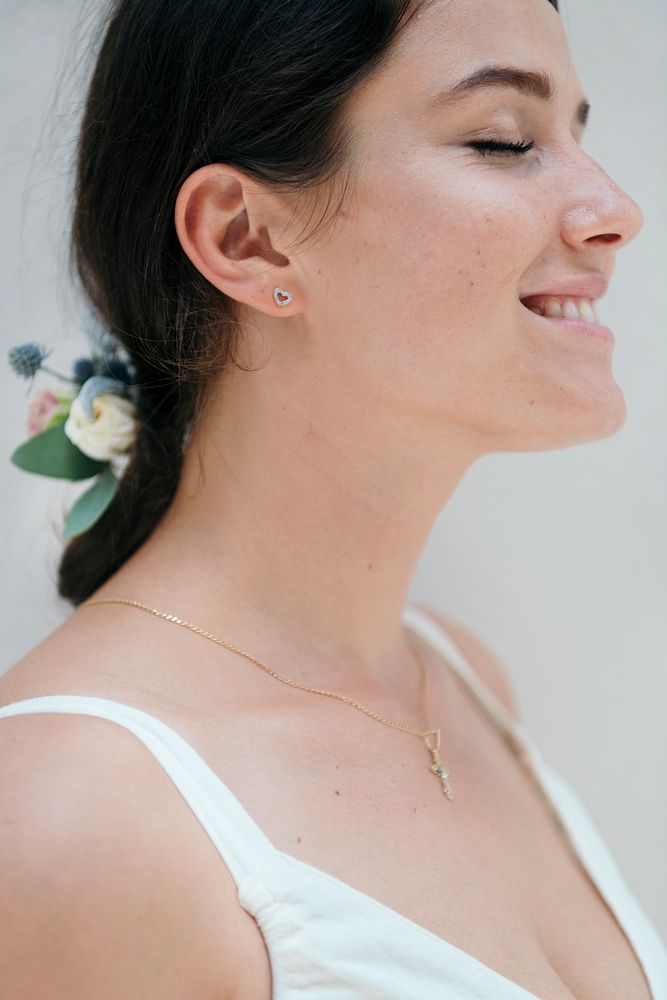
top-left (544, 298), bottom-right (565, 318)
top-left (529, 297), bottom-right (600, 324)
top-left (563, 298), bottom-right (580, 321)
top-left (578, 299), bottom-right (596, 323)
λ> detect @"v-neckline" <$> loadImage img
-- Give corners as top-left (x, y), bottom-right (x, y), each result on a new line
top-left (400, 609), bottom-right (656, 998)
top-left (262, 738), bottom-right (653, 1000)
top-left (271, 847), bottom-right (544, 998)
top-left (251, 608), bottom-right (653, 1000)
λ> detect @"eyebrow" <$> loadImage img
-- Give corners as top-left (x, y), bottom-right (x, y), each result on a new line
top-left (426, 64), bottom-right (591, 128)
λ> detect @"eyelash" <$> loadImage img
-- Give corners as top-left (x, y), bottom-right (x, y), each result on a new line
top-left (468, 139), bottom-right (535, 158)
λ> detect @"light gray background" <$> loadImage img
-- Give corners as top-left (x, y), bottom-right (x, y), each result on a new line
top-left (1, 0), bottom-right (665, 938)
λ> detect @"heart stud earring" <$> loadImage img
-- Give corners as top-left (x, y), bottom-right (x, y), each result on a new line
top-left (273, 287), bottom-right (293, 307)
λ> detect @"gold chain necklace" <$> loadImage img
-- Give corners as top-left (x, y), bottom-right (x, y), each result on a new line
top-left (81, 598), bottom-right (454, 800)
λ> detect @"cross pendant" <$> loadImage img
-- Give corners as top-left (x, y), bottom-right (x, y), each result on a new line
top-left (423, 730), bottom-right (454, 800)
top-left (430, 758), bottom-right (454, 800)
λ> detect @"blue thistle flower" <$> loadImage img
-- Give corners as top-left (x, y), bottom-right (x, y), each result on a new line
top-left (8, 342), bottom-right (50, 380)
top-left (100, 357), bottom-right (134, 384)
top-left (72, 356), bottom-right (96, 383)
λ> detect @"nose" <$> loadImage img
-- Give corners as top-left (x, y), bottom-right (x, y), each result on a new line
top-left (559, 148), bottom-right (645, 254)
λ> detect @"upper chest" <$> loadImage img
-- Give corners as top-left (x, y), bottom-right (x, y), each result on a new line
top-left (2, 640), bottom-right (652, 1000)
top-left (148, 660), bottom-right (652, 1000)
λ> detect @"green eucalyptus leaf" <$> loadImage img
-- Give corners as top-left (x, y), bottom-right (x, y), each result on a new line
top-left (10, 423), bottom-right (107, 479)
top-left (63, 467), bottom-right (119, 539)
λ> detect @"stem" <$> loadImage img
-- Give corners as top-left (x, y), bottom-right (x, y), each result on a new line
top-left (40, 365), bottom-right (80, 385)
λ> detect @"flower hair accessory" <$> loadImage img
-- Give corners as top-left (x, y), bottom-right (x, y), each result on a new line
top-left (8, 311), bottom-right (140, 539)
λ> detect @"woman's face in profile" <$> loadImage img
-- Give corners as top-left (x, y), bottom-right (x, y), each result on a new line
top-left (300, 0), bottom-right (644, 455)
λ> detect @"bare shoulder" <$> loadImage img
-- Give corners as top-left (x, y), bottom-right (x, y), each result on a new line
top-left (0, 707), bottom-right (248, 999)
top-left (413, 604), bottom-right (521, 720)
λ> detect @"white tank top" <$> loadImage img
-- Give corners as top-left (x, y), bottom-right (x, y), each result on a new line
top-left (1, 604), bottom-right (665, 999)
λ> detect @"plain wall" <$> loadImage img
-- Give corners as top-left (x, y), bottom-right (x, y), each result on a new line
top-left (1, 0), bottom-right (666, 938)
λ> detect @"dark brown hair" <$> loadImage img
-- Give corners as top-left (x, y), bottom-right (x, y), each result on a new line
top-left (58, 0), bottom-right (559, 606)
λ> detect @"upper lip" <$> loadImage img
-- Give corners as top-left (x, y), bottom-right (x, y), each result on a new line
top-left (519, 273), bottom-right (609, 304)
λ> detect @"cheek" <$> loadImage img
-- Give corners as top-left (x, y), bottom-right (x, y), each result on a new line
top-left (349, 176), bottom-right (534, 355)
top-left (309, 162), bottom-right (546, 416)
top-left (353, 163), bottom-right (538, 318)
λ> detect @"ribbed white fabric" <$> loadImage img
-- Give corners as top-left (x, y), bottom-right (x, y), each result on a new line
top-left (1, 603), bottom-right (665, 999)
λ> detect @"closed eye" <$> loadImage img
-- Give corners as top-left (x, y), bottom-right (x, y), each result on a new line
top-left (468, 139), bottom-right (535, 157)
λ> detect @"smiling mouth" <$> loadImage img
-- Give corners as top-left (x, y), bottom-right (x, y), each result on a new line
top-left (519, 295), bottom-right (600, 323)
top-left (519, 297), bottom-right (615, 345)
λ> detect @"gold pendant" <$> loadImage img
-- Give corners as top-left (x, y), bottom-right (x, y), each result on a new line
top-left (423, 730), bottom-right (454, 800)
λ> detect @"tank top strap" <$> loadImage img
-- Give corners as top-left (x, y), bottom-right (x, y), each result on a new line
top-left (0, 694), bottom-right (277, 887)
top-left (401, 604), bottom-right (539, 768)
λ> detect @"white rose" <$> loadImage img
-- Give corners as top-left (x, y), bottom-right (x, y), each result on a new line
top-left (64, 393), bottom-right (138, 462)
top-left (108, 451), bottom-right (132, 479)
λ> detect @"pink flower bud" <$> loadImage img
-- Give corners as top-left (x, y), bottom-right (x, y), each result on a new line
top-left (26, 389), bottom-right (62, 436)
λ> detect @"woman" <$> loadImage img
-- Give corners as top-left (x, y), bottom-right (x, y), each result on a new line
top-left (1, 0), bottom-right (663, 997)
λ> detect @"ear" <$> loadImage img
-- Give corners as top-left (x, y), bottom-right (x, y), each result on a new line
top-left (174, 164), bottom-right (305, 316)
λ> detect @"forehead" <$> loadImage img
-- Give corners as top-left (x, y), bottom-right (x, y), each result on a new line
top-left (350, 0), bottom-right (578, 122)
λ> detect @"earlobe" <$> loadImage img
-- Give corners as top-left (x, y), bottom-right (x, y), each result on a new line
top-left (173, 163), bottom-right (302, 316)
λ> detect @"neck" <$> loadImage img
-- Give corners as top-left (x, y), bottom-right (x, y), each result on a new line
top-left (96, 366), bottom-right (485, 693)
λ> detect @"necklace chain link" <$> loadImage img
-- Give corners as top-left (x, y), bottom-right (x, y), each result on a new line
top-left (81, 597), bottom-right (455, 800)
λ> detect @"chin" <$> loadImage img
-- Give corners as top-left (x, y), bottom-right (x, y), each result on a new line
top-left (487, 389), bottom-right (628, 453)
top-left (575, 377), bottom-right (628, 436)
top-left (545, 372), bottom-right (629, 448)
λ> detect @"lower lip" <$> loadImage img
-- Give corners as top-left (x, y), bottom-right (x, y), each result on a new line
top-left (521, 303), bottom-right (615, 346)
